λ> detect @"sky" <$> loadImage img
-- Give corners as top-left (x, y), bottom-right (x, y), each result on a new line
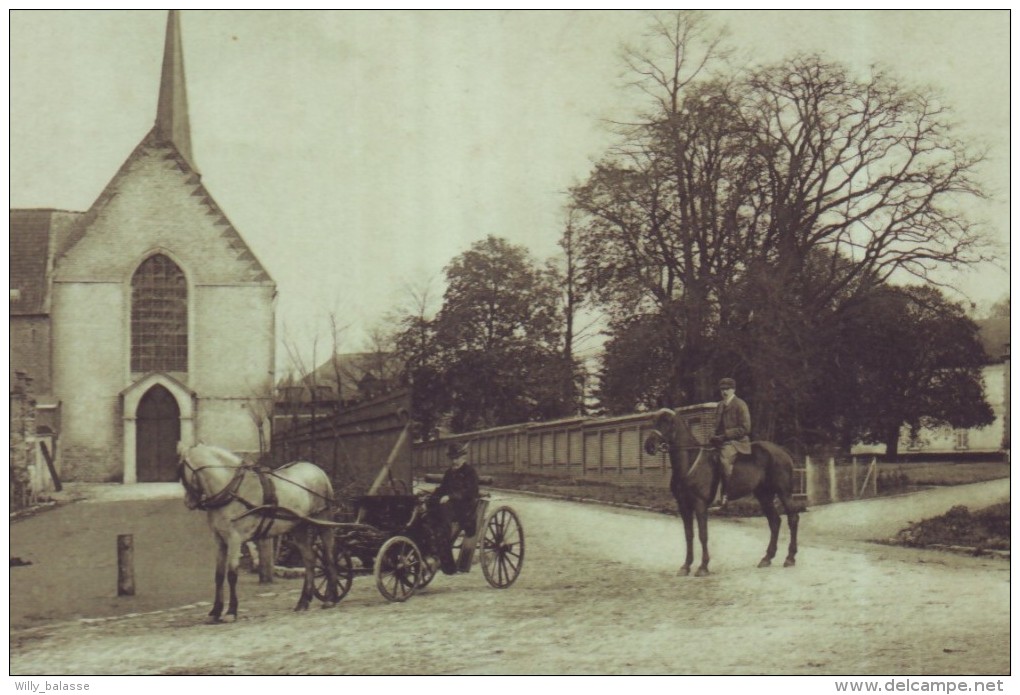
top-left (9, 10), bottom-right (1011, 373)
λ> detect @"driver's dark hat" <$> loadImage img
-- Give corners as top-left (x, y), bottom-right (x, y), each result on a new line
top-left (719, 377), bottom-right (736, 390)
top-left (446, 442), bottom-right (469, 459)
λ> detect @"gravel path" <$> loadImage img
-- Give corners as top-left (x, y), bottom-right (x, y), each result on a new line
top-left (9, 480), bottom-right (1009, 675)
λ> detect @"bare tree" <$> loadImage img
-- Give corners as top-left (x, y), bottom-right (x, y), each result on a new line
top-left (572, 11), bottom-right (993, 441)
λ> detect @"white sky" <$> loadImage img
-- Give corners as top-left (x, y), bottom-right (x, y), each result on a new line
top-left (9, 10), bottom-right (1010, 373)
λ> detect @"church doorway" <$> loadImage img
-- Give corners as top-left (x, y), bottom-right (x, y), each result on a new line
top-left (136, 384), bottom-right (181, 482)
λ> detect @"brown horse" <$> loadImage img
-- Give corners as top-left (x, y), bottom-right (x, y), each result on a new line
top-left (178, 443), bottom-right (340, 621)
top-left (643, 408), bottom-right (800, 576)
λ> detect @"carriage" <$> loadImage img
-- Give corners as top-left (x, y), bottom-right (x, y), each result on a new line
top-left (178, 410), bottom-right (523, 620)
top-left (309, 489), bottom-right (525, 603)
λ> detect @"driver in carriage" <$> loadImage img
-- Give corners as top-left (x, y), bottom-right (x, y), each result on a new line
top-left (708, 377), bottom-right (752, 509)
top-left (426, 442), bottom-right (480, 574)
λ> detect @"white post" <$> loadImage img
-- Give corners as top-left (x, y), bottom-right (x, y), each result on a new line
top-left (804, 455), bottom-right (815, 506)
top-left (828, 456), bottom-right (838, 503)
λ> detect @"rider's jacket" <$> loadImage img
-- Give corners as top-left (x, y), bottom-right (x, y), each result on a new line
top-left (714, 395), bottom-right (752, 454)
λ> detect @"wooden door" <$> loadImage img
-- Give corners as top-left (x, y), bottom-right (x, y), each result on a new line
top-left (136, 385), bottom-right (181, 482)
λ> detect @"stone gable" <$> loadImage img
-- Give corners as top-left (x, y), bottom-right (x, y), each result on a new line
top-left (54, 132), bottom-right (273, 288)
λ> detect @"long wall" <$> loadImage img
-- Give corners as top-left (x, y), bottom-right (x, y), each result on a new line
top-left (413, 404), bottom-right (718, 486)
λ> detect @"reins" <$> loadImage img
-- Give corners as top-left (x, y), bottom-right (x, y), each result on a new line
top-left (179, 454), bottom-right (335, 520)
top-left (649, 428), bottom-right (712, 480)
top-left (687, 448), bottom-right (710, 477)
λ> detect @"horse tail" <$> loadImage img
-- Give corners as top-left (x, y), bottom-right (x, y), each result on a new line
top-left (763, 442), bottom-right (805, 513)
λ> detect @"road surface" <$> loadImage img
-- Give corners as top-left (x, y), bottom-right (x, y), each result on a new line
top-left (9, 480), bottom-right (1010, 674)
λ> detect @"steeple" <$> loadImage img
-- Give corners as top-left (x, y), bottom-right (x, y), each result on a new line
top-left (155, 10), bottom-right (196, 172)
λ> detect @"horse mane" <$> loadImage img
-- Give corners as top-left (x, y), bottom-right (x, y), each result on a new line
top-left (653, 407), bottom-right (703, 446)
top-left (182, 442), bottom-right (243, 468)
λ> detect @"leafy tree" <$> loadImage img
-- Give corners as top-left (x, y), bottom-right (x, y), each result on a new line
top-left (594, 311), bottom-right (678, 414)
top-left (394, 236), bottom-right (577, 433)
top-left (827, 285), bottom-right (994, 456)
top-left (989, 294), bottom-right (1010, 319)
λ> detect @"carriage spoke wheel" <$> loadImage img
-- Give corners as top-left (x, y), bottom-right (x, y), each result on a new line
top-left (480, 506), bottom-right (524, 589)
top-left (312, 538), bottom-right (353, 603)
top-left (374, 536), bottom-right (423, 602)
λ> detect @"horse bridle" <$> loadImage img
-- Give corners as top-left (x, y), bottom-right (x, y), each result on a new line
top-left (648, 428), bottom-right (713, 478)
top-left (648, 428), bottom-right (704, 453)
top-left (178, 456), bottom-right (247, 511)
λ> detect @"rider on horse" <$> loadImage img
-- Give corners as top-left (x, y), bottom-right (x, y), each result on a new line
top-left (709, 377), bottom-right (751, 508)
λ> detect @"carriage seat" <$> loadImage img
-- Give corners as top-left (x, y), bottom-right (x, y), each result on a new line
top-left (352, 494), bottom-right (420, 532)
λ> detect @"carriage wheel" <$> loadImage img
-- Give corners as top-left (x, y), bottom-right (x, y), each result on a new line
top-left (418, 559), bottom-right (436, 589)
top-left (480, 506), bottom-right (525, 589)
top-left (312, 538), bottom-right (354, 603)
top-left (374, 536), bottom-right (423, 602)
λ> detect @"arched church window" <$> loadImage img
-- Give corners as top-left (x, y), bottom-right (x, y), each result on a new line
top-left (131, 254), bottom-right (187, 372)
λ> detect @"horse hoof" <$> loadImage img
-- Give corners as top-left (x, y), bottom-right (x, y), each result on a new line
top-left (206, 615), bottom-right (223, 625)
top-left (783, 558), bottom-right (796, 568)
top-left (320, 601), bottom-right (338, 610)
top-left (694, 567), bottom-right (710, 577)
top-left (758, 559), bottom-right (772, 568)
top-left (677, 567), bottom-right (691, 577)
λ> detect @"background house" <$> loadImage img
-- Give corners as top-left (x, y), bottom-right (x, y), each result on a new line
top-left (274, 351), bottom-right (402, 434)
top-left (852, 316), bottom-right (1009, 459)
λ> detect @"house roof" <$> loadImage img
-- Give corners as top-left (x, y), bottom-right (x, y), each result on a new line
top-left (10, 209), bottom-right (82, 316)
top-left (277, 352), bottom-right (402, 400)
top-left (976, 317), bottom-right (1009, 362)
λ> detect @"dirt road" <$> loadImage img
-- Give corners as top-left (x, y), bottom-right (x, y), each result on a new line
top-left (9, 480), bottom-right (1009, 675)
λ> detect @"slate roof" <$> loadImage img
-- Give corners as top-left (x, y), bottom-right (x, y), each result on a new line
top-left (277, 352), bottom-right (403, 401)
top-left (10, 209), bottom-right (82, 316)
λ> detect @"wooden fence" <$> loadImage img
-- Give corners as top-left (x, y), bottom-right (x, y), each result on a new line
top-left (803, 455), bottom-right (879, 504)
top-left (271, 389), bottom-right (412, 497)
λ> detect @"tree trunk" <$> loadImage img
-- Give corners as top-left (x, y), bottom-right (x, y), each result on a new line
top-left (884, 426), bottom-right (901, 460)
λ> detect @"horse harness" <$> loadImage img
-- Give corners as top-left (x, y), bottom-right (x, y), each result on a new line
top-left (178, 459), bottom-right (317, 540)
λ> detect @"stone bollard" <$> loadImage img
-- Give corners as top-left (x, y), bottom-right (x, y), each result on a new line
top-left (117, 534), bottom-right (135, 596)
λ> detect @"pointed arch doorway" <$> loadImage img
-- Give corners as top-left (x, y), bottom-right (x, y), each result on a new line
top-left (136, 385), bottom-right (181, 482)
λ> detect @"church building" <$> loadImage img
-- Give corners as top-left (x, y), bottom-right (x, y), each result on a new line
top-left (10, 11), bottom-right (276, 483)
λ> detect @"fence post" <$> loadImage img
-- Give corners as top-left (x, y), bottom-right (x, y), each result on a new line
top-left (804, 455), bottom-right (814, 506)
top-left (851, 456), bottom-right (859, 498)
top-left (581, 423), bottom-right (587, 477)
top-left (858, 456), bottom-right (878, 499)
top-left (828, 456), bottom-right (838, 503)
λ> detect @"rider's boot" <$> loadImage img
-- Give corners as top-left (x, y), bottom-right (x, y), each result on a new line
top-left (710, 471), bottom-right (730, 511)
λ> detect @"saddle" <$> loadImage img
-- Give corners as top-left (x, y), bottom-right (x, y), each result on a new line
top-left (710, 443), bottom-right (761, 468)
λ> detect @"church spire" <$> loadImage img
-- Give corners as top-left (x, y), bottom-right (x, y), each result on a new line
top-left (155, 10), bottom-right (196, 171)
